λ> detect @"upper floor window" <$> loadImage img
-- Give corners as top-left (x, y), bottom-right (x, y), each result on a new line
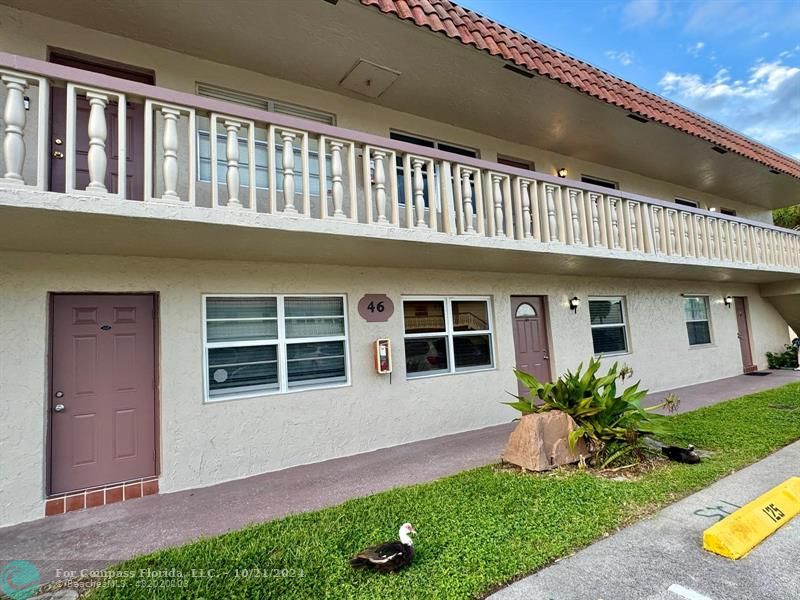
top-left (390, 131), bottom-right (479, 208)
top-left (402, 297), bottom-right (494, 378)
top-left (719, 207), bottom-right (737, 216)
top-left (204, 295), bottom-right (349, 401)
top-left (683, 296), bottom-right (712, 346)
top-left (589, 297), bottom-right (629, 355)
top-left (498, 156), bottom-right (535, 172)
top-left (195, 85), bottom-right (335, 196)
top-left (581, 175), bottom-right (619, 190)
top-left (675, 197), bottom-right (699, 208)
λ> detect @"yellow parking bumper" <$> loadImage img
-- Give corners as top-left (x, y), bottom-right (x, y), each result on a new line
top-left (703, 477), bottom-right (800, 559)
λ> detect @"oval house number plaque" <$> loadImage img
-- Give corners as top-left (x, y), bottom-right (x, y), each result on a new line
top-left (357, 294), bottom-right (394, 322)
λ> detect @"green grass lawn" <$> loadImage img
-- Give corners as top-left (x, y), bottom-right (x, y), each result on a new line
top-left (88, 383), bottom-right (800, 600)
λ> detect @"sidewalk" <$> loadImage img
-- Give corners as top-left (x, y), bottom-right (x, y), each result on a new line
top-left (491, 439), bottom-right (800, 600)
top-left (0, 370), bottom-right (797, 586)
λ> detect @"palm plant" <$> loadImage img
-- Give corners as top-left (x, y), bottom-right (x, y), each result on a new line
top-left (505, 357), bottom-right (678, 466)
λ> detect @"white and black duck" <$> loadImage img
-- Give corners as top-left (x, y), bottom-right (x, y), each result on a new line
top-left (349, 522), bottom-right (416, 573)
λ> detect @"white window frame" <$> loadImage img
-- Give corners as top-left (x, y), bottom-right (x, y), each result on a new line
top-left (683, 295), bottom-right (714, 347)
top-left (402, 295), bottom-right (496, 379)
top-left (202, 294), bottom-right (351, 402)
top-left (588, 296), bottom-right (630, 356)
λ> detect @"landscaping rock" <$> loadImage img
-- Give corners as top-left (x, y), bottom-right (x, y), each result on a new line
top-left (502, 411), bottom-right (588, 471)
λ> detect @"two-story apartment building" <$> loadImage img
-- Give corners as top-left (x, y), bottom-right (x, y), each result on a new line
top-left (0, 0), bottom-right (798, 528)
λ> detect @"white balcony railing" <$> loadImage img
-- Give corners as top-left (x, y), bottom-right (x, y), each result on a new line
top-left (1, 51), bottom-right (799, 272)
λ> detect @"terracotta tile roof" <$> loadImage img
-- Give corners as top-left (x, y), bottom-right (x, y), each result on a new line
top-left (362, 0), bottom-right (800, 179)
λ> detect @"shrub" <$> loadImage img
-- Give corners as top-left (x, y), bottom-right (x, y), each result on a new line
top-left (505, 357), bottom-right (677, 466)
top-left (766, 344), bottom-right (799, 369)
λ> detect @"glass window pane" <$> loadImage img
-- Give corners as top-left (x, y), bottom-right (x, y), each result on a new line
top-left (207, 297), bottom-right (277, 319)
top-left (591, 326), bottom-right (627, 354)
top-left (454, 334), bottom-right (492, 369)
top-left (208, 345), bottom-right (278, 397)
top-left (405, 336), bottom-right (449, 375)
top-left (207, 320), bottom-right (277, 342)
top-left (515, 303), bottom-right (536, 317)
top-left (687, 321), bottom-right (711, 345)
top-left (286, 341), bottom-right (347, 388)
top-left (684, 297), bottom-right (708, 321)
top-left (451, 300), bottom-right (490, 331)
top-left (403, 300), bottom-right (446, 333)
top-left (589, 299), bottom-right (624, 325)
top-left (284, 296), bottom-right (344, 317)
top-left (285, 317), bottom-right (345, 338)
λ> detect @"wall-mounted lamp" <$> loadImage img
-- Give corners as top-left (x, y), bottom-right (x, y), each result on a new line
top-left (569, 296), bottom-right (580, 313)
top-left (23, 96), bottom-right (30, 111)
top-left (557, 168), bottom-right (568, 178)
top-left (724, 295), bottom-right (733, 308)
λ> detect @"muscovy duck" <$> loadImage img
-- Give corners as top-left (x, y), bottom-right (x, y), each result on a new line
top-left (349, 522), bottom-right (416, 572)
top-left (662, 444), bottom-right (701, 464)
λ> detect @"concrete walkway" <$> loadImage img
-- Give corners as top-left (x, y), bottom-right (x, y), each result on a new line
top-left (491, 440), bottom-right (800, 600)
top-left (0, 370), bottom-right (797, 586)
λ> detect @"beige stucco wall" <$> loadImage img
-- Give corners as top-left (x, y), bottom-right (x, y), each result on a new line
top-left (0, 4), bottom-right (775, 222)
top-left (0, 250), bottom-right (790, 527)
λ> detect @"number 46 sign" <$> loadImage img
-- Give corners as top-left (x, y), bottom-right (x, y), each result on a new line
top-left (357, 294), bottom-right (395, 322)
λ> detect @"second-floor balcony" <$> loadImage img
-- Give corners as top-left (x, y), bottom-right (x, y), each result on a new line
top-left (1, 51), bottom-right (799, 283)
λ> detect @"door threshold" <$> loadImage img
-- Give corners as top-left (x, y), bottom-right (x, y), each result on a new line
top-left (45, 477), bottom-right (159, 517)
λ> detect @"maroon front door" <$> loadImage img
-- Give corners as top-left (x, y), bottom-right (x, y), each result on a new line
top-left (511, 296), bottom-right (551, 395)
top-left (50, 294), bottom-right (156, 494)
top-left (734, 297), bottom-right (756, 374)
top-left (48, 52), bottom-right (153, 200)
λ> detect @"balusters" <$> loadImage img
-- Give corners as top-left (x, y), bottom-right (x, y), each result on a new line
top-left (492, 174), bottom-right (505, 237)
top-left (544, 184), bottom-right (559, 242)
top-left (568, 189), bottom-right (582, 244)
top-left (85, 92), bottom-right (109, 192)
top-left (413, 158), bottom-right (427, 228)
top-left (279, 130), bottom-right (297, 213)
top-left (2, 75), bottom-right (27, 184)
top-left (652, 207), bottom-right (662, 253)
top-left (708, 218), bottom-right (717, 259)
top-left (609, 198), bottom-right (620, 248)
top-left (730, 223), bottom-right (739, 262)
top-left (221, 120), bottom-right (241, 208)
top-left (628, 201), bottom-right (639, 251)
top-left (330, 141), bottom-right (345, 218)
top-left (160, 108), bottom-right (180, 201)
top-left (521, 180), bottom-right (532, 238)
top-left (461, 169), bottom-right (476, 234)
top-left (668, 210), bottom-right (678, 254)
top-left (373, 150), bottom-right (389, 224)
top-left (589, 193), bottom-right (602, 246)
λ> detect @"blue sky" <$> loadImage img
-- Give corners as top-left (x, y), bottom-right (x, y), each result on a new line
top-left (457, 0), bottom-right (800, 158)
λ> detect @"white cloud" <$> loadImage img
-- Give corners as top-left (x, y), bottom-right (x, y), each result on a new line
top-left (605, 50), bottom-right (634, 66)
top-left (659, 56), bottom-right (800, 158)
top-left (622, 0), bottom-right (663, 27)
top-left (687, 42), bottom-right (705, 57)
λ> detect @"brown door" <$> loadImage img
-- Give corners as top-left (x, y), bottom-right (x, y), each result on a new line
top-left (511, 296), bottom-right (551, 395)
top-left (50, 294), bottom-right (156, 494)
top-left (48, 52), bottom-right (154, 200)
top-left (734, 297), bottom-right (756, 373)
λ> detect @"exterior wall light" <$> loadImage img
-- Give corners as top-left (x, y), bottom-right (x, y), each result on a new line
top-left (557, 168), bottom-right (568, 178)
top-left (569, 296), bottom-right (580, 313)
top-left (23, 96), bottom-right (30, 111)
top-left (724, 295), bottom-right (733, 308)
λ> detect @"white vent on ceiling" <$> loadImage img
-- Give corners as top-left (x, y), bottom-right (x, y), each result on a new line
top-left (339, 59), bottom-right (400, 98)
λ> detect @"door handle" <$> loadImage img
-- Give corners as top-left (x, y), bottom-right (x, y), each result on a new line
top-left (54, 403), bottom-right (65, 412)
top-left (543, 354), bottom-right (550, 360)
top-left (52, 151), bottom-right (64, 159)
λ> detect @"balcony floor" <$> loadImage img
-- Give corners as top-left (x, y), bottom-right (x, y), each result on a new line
top-left (1, 188), bottom-right (798, 284)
